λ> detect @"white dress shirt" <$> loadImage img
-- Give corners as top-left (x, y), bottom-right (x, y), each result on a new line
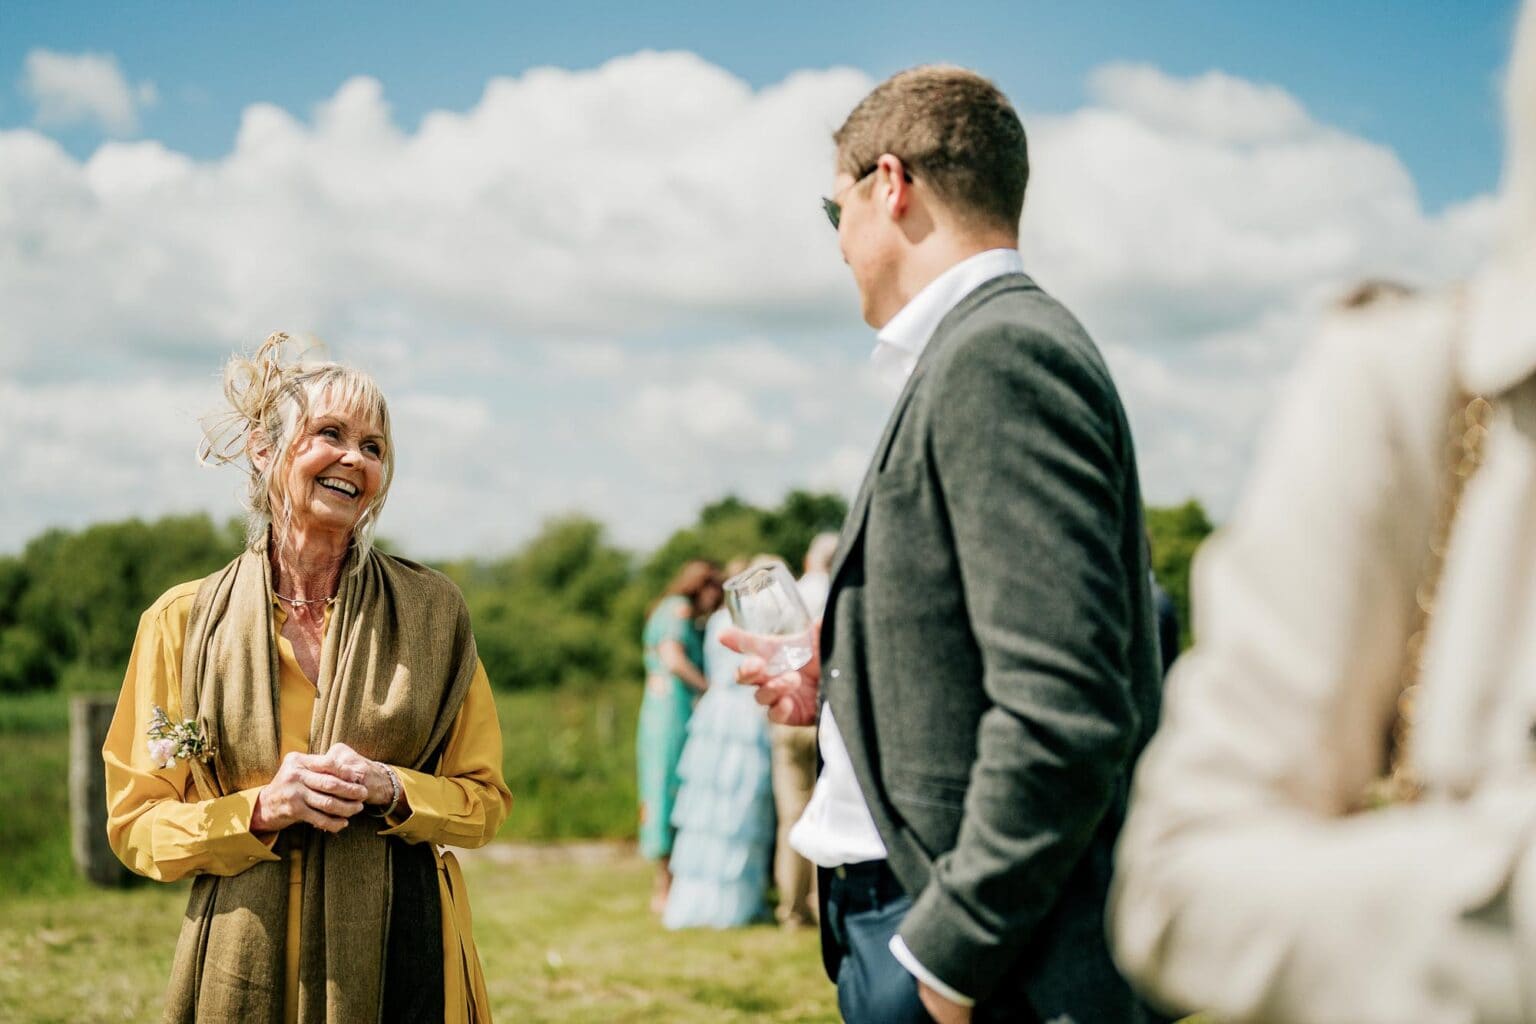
top-left (791, 248), bottom-right (1025, 1007)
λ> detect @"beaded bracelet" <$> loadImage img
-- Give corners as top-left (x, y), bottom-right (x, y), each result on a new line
top-left (370, 764), bottom-right (401, 818)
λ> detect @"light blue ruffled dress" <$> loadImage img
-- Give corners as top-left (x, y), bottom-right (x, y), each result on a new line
top-left (663, 609), bottom-right (776, 929)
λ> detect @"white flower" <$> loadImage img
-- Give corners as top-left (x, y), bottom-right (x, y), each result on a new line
top-left (147, 736), bottom-right (178, 769)
top-left (146, 704), bottom-right (214, 766)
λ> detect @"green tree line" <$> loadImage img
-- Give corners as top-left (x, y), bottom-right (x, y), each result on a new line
top-left (0, 492), bottom-right (1211, 695)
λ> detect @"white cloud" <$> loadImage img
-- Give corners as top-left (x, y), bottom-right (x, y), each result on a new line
top-left (594, 338), bottom-right (886, 532)
top-left (808, 444), bottom-right (871, 495)
top-left (20, 49), bottom-right (157, 136)
top-left (377, 392), bottom-right (532, 554)
top-left (1026, 65), bottom-right (1482, 344)
top-left (625, 378), bottom-right (793, 460)
top-left (1088, 64), bottom-right (1312, 144)
top-left (0, 376), bottom-right (233, 537)
top-left (0, 52), bottom-right (870, 384)
top-left (1015, 63), bottom-right (1499, 511)
top-left (0, 53), bottom-right (1504, 558)
top-left (612, 338), bottom-right (881, 465)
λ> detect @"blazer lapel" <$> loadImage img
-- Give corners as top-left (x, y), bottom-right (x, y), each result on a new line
top-left (826, 368), bottom-right (924, 591)
top-left (825, 274), bottom-right (1038, 598)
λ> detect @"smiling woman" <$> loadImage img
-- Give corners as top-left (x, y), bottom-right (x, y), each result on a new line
top-left (201, 333), bottom-right (396, 563)
top-left (101, 332), bottom-right (513, 1023)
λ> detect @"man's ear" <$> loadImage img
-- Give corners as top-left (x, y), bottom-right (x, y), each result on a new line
top-left (877, 153), bottom-right (912, 220)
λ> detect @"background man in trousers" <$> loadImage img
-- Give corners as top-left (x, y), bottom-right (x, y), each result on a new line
top-left (726, 66), bottom-right (1161, 1024)
top-left (766, 532), bottom-right (840, 931)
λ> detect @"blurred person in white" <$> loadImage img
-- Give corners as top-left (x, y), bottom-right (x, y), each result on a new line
top-left (797, 532), bottom-right (839, 617)
top-left (1109, 5), bottom-right (1536, 1021)
top-left (767, 532), bottom-right (840, 929)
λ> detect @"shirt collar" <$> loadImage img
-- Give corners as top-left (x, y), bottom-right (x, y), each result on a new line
top-left (870, 248), bottom-right (1024, 386)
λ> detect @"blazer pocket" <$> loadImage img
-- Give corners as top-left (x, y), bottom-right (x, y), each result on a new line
top-left (888, 767), bottom-right (969, 810)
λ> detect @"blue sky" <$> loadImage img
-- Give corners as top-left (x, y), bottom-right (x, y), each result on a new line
top-left (2, 1), bottom-right (1517, 209)
top-left (0, 2), bottom-right (1523, 556)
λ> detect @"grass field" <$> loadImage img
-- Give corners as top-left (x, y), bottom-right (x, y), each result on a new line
top-left (0, 847), bottom-right (837, 1023)
top-left (1, 691), bottom-right (75, 897)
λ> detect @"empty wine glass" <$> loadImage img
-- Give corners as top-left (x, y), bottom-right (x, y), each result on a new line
top-left (723, 562), bottom-right (814, 676)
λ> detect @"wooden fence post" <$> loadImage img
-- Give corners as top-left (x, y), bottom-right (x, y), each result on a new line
top-left (69, 695), bottom-right (130, 886)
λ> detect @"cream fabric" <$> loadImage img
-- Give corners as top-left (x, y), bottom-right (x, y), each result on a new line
top-left (1110, 256), bottom-right (1536, 1023)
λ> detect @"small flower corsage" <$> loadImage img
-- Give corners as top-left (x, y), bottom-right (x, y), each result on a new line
top-left (146, 705), bottom-right (214, 769)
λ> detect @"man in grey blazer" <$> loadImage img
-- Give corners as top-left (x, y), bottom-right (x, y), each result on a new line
top-left (728, 66), bottom-right (1161, 1024)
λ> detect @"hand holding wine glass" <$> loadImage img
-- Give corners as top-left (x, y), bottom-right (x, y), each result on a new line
top-left (719, 562), bottom-right (820, 725)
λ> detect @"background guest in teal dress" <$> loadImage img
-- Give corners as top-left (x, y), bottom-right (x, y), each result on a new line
top-left (664, 556), bottom-right (777, 930)
top-left (637, 560), bottom-right (721, 915)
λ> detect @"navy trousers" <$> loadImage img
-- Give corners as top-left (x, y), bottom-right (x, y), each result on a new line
top-left (826, 861), bottom-right (1044, 1024)
top-left (826, 860), bottom-right (932, 1024)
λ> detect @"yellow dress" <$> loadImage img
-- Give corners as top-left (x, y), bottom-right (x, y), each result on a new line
top-left (103, 579), bottom-right (513, 1023)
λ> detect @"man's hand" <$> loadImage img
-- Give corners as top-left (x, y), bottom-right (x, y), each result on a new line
top-left (719, 623), bottom-right (821, 725)
top-left (918, 981), bottom-right (973, 1024)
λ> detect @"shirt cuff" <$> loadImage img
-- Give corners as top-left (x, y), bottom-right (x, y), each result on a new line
top-left (209, 788), bottom-right (282, 867)
top-left (888, 935), bottom-right (976, 1008)
top-left (375, 765), bottom-right (439, 844)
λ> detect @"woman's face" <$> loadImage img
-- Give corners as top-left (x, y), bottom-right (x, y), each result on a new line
top-left (272, 400), bottom-right (387, 538)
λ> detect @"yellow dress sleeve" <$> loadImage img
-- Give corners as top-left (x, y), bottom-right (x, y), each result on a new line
top-left (102, 582), bottom-right (281, 882)
top-left (379, 660), bottom-right (512, 848)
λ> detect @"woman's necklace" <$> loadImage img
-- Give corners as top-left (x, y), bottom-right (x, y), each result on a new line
top-left (274, 590), bottom-right (338, 609)
top-left (273, 552), bottom-right (342, 610)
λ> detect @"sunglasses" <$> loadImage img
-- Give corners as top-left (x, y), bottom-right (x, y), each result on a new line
top-left (821, 162), bottom-right (913, 230)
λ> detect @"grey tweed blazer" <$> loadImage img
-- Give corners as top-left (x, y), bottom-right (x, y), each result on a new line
top-left (819, 272), bottom-right (1162, 1021)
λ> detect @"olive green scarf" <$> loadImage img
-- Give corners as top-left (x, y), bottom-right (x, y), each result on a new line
top-left (165, 542), bottom-right (479, 1023)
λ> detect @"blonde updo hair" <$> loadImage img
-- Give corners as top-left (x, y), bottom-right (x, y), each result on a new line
top-left (200, 332), bottom-right (395, 562)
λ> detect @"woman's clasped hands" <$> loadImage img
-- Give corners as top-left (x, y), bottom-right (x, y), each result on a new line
top-left (250, 742), bottom-right (395, 834)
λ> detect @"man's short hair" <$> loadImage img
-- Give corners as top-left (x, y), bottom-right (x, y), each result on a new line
top-left (834, 65), bottom-right (1028, 234)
